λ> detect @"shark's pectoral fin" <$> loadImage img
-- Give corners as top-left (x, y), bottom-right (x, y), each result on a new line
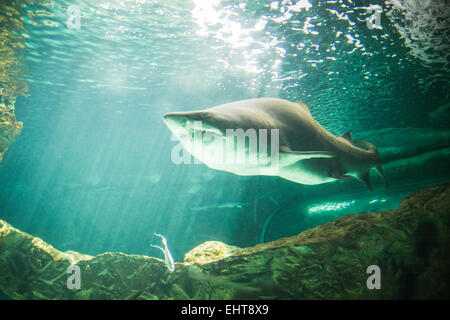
top-left (279, 147), bottom-right (336, 166)
top-left (333, 174), bottom-right (352, 181)
top-left (355, 171), bottom-right (373, 191)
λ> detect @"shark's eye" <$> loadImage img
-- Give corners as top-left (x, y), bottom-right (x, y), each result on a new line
top-left (200, 112), bottom-right (209, 119)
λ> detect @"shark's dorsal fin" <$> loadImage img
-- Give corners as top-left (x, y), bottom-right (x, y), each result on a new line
top-left (340, 131), bottom-right (352, 142)
top-left (295, 101), bottom-right (311, 116)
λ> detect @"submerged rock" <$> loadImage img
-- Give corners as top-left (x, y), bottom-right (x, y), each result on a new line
top-left (0, 183), bottom-right (449, 299)
top-left (0, 0), bottom-right (30, 165)
top-left (0, 103), bottom-right (22, 163)
top-left (184, 241), bottom-right (240, 265)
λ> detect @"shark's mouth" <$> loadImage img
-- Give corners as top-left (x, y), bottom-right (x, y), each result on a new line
top-left (185, 121), bottom-right (224, 142)
top-left (163, 113), bottom-right (224, 142)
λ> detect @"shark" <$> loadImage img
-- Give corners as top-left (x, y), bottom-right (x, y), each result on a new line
top-left (191, 202), bottom-right (252, 212)
top-left (163, 98), bottom-right (386, 190)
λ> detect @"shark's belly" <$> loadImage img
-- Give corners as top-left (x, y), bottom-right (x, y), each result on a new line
top-left (205, 155), bottom-right (335, 185)
top-left (204, 158), bottom-right (277, 176)
top-left (186, 138), bottom-right (278, 176)
top-left (277, 162), bottom-right (336, 185)
top-left (190, 144), bottom-right (336, 183)
top-left (181, 133), bottom-right (338, 184)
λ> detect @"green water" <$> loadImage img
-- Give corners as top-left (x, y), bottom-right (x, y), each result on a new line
top-left (0, 0), bottom-right (449, 298)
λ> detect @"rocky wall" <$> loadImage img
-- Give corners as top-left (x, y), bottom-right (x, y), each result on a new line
top-left (0, 183), bottom-right (449, 299)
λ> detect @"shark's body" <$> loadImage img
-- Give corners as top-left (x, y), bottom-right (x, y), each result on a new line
top-left (164, 98), bottom-right (385, 189)
top-left (192, 202), bottom-right (251, 212)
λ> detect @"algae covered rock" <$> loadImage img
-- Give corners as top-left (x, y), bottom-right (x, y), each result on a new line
top-left (184, 241), bottom-right (240, 265)
top-left (0, 219), bottom-right (175, 300)
top-left (0, 0), bottom-right (31, 165)
top-left (1, 184), bottom-right (450, 299)
top-left (0, 220), bottom-right (92, 299)
top-left (0, 1), bottom-right (32, 99)
top-left (0, 103), bottom-right (22, 163)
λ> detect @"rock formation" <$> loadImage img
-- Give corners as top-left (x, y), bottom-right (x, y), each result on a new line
top-left (0, 183), bottom-right (449, 299)
top-left (0, 102), bottom-right (22, 163)
top-left (0, 0), bottom-right (28, 164)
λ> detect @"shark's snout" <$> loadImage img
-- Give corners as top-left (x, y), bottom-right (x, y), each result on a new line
top-left (164, 111), bottom-right (214, 139)
top-left (163, 112), bottom-right (191, 133)
top-left (164, 112), bottom-right (187, 124)
top-left (163, 111), bottom-right (222, 135)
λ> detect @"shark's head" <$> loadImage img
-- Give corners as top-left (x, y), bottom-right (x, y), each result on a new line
top-left (163, 110), bottom-right (230, 153)
top-left (163, 110), bottom-right (227, 140)
top-left (163, 109), bottom-right (274, 173)
top-left (163, 110), bottom-right (231, 166)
